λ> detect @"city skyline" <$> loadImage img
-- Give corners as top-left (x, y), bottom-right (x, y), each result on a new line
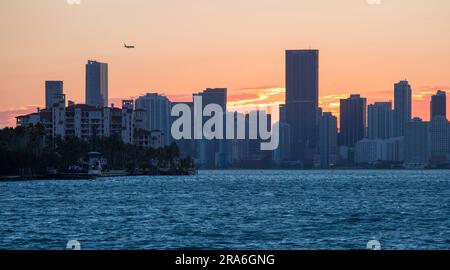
top-left (1, 0), bottom-right (450, 127)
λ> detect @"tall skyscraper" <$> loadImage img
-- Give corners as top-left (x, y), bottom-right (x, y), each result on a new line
top-left (86, 60), bottom-right (108, 107)
top-left (274, 103), bottom-right (291, 162)
top-left (319, 112), bottom-right (338, 169)
top-left (339, 94), bottom-right (367, 148)
top-left (404, 118), bottom-right (429, 167)
top-left (285, 50), bottom-right (319, 163)
top-left (431, 90), bottom-right (446, 120)
top-left (45, 81), bottom-right (64, 109)
top-left (193, 88), bottom-right (228, 169)
top-left (135, 93), bottom-right (171, 145)
top-left (368, 102), bottom-right (393, 139)
top-left (429, 115), bottom-right (449, 162)
top-left (394, 80), bottom-right (412, 137)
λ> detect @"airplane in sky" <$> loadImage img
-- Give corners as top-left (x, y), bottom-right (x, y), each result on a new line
top-left (124, 43), bottom-right (135, 49)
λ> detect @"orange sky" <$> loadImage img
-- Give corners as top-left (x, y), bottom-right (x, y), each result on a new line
top-left (1, 0), bottom-right (450, 127)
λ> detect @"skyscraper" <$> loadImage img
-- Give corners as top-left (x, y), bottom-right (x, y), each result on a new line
top-left (135, 93), bottom-right (171, 145)
top-left (368, 102), bottom-right (393, 139)
top-left (45, 81), bottom-right (64, 109)
top-left (404, 118), bottom-right (429, 167)
top-left (319, 112), bottom-right (338, 169)
top-left (285, 50), bottom-right (319, 163)
top-left (193, 88), bottom-right (228, 168)
top-left (393, 80), bottom-right (412, 137)
top-left (339, 94), bottom-right (367, 148)
top-left (86, 60), bottom-right (108, 107)
top-left (431, 90), bottom-right (446, 120)
top-left (429, 115), bottom-right (449, 161)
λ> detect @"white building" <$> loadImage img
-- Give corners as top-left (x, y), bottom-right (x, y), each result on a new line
top-left (135, 93), bottom-right (171, 145)
top-left (52, 93), bottom-right (66, 138)
top-left (121, 100), bottom-right (134, 144)
top-left (355, 139), bottom-right (384, 164)
top-left (355, 137), bottom-right (404, 164)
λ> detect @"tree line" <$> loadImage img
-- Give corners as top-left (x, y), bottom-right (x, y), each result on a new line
top-left (0, 124), bottom-right (194, 176)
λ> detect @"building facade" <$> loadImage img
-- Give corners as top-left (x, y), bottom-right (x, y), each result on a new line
top-left (339, 94), bottom-right (367, 148)
top-left (86, 60), bottom-right (108, 108)
top-left (368, 102), bottom-right (393, 139)
top-left (45, 81), bottom-right (64, 109)
top-left (285, 50), bottom-right (319, 164)
top-left (393, 80), bottom-right (412, 137)
top-left (431, 90), bottom-right (447, 120)
top-left (319, 112), bottom-right (338, 168)
top-left (404, 118), bottom-right (429, 167)
top-left (135, 93), bottom-right (171, 146)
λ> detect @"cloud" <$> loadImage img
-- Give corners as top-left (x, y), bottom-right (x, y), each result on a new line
top-left (66, 0), bottom-right (82, 5)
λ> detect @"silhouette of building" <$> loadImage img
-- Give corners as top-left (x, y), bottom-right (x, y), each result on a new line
top-left (319, 112), bottom-right (338, 168)
top-left (45, 81), bottom-right (64, 109)
top-left (339, 94), bottom-right (367, 148)
top-left (431, 90), bottom-right (446, 120)
top-left (393, 80), bottom-right (412, 137)
top-left (429, 115), bottom-right (449, 164)
top-left (244, 110), bottom-right (272, 165)
top-left (135, 93), bottom-right (171, 146)
top-left (170, 101), bottom-right (195, 158)
top-left (285, 50), bottom-right (319, 164)
top-left (274, 104), bottom-right (291, 163)
top-left (193, 88), bottom-right (228, 168)
top-left (368, 102), bottom-right (393, 139)
top-left (404, 118), bottom-right (429, 167)
top-left (86, 60), bottom-right (108, 107)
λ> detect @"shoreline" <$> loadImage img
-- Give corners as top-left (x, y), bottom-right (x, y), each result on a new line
top-left (2, 168), bottom-right (450, 183)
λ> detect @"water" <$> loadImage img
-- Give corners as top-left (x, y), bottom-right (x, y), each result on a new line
top-left (1, 170), bottom-right (450, 250)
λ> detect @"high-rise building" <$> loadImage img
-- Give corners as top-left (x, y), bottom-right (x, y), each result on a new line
top-left (135, 93), bottom-right (171, 145)
top-left (404, 118), bottom-right (429, 167)
top-left (431, 90), bottom-right (446, 120)
top-left (45, 81), bottom-right (64, 109)
top-left (285, 50), bottom-right (319, 163)
top-left (319, 112), bottom-right (338, 168)
top-left (393, 80), bottom-right (412, 137)
top-left (170, 101), bottom-right (195, 157)
top-left (368, 102), bottom-right (393, 139)
top-left (429, 115), bottom-right (449, 163)
top-left (86, 60), bottom-right (108, 107)
top-left (339, 94), bottom-right (367, 148)
top-left (273, 104), bottom-right (291, 163)
top-left (193, 88), bottom-right (228, 168)
top-left (52, 93), bottom-right (66, 138)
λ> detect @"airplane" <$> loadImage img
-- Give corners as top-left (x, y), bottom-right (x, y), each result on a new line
top-left (124, 43), bottom-right (135, 49)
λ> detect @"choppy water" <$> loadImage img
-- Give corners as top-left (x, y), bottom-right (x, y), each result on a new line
top-left (1, 170), bottom-right (450, 250)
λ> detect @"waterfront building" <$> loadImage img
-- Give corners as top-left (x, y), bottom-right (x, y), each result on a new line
top-left (86, 60), bottom-right (108, 107)
top-left (319, 112), bottom-right (338, 168)
top-left (285, 50), bottom-right (319, 163)
top-left (368, 102), bottom-right (393, 139)
top-left (339, 94), bottom-right (367, 148)
top-left (393, 80), bottom-right (412, 137)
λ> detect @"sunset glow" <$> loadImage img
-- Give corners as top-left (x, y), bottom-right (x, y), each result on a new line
top-left (1, 0), bottom-right (449, 127)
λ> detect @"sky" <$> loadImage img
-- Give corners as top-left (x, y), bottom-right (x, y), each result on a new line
top-left (1, 0), bottom-right (450, 127)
